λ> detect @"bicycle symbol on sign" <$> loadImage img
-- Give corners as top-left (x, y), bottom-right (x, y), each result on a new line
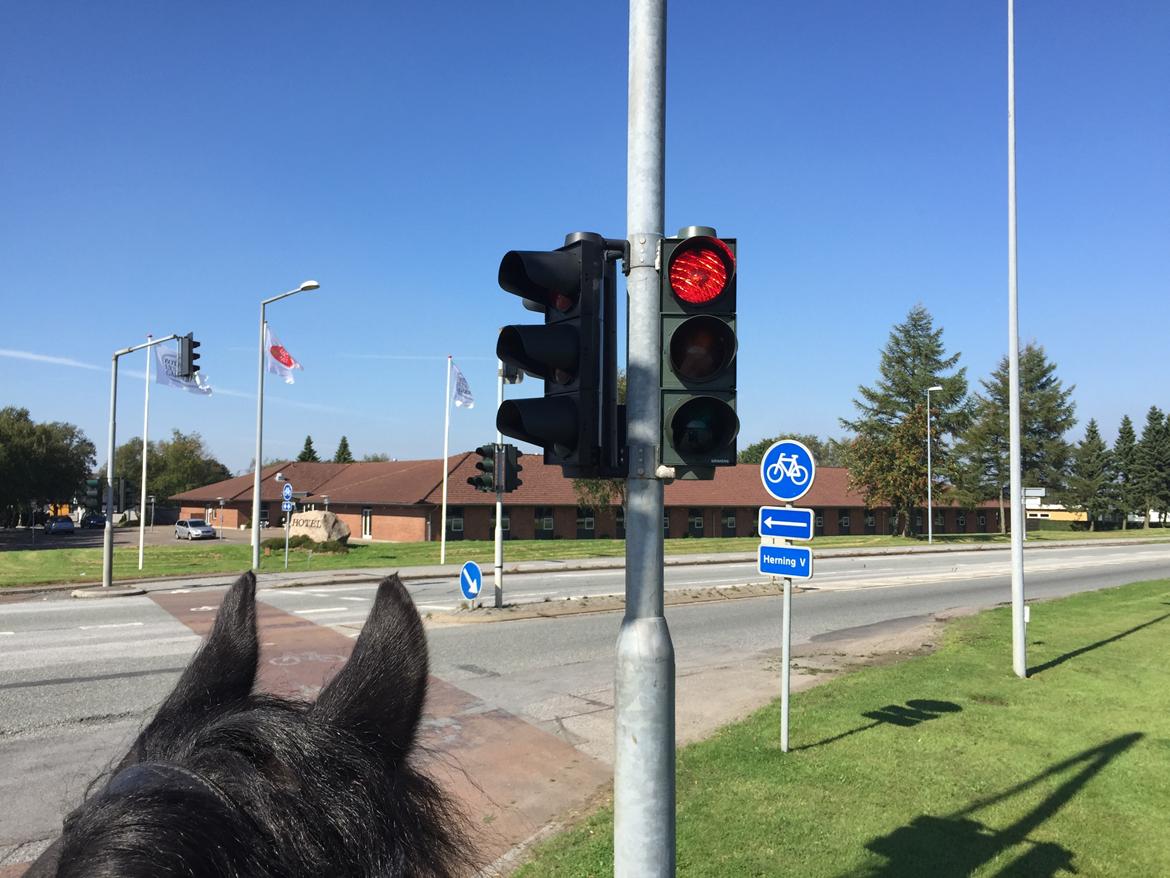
top-left (766, 453), bottom-right (810, 487)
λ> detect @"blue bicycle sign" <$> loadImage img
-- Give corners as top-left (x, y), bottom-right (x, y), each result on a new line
top-left (760, 439), bottom-right (816, 502)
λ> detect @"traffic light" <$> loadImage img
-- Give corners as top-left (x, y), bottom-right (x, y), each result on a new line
top-left (177, 332), bottom-right (201, 379)
top-left (660, 226), bottom-right (738, 476)
top-left (468, 444), bottom-right (498, 493)
top-left (84, 478), bottom-right (101, 510)
top-left (502, 444), bottom-right (523, 492)
top-left (496, 232), bottom-right (624, 478)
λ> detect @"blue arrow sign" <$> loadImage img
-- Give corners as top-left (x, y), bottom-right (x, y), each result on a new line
top-left (760, 439), bottom-right (816, 503)
top-left (459, 561), bottom-right (483, 600)
top-left (758, 544), bottom-right (813, 579)
top-left (758, 506), bottom-right (815, 541)
top-left (282, 483), bottom-right (294, 501)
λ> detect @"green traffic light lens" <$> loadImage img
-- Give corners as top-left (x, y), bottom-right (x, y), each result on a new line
top-left (670, 396), bottom-right (739, 454)
top-left (669, 315), bottom-right (736, 383)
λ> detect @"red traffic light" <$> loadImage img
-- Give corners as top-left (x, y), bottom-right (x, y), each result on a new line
top-left (667, 237), bottom-right (735, 305)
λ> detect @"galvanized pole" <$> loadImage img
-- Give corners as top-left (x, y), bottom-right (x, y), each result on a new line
top-left (440, 355), bottom-right (452, 565)
top-left (101, 354), bottom-right (120, 588)
top-left (615, 1), bottom-right (674, 875)
top-left (1007, 0), bottom-right (1027, 678)
top-left (494, 359), bottom-right (505, 609)
top-left (252, 305), bottom-right (267, 570)
top-left (137, 335), bottom-right (152, 571)
top-left (927, 401), bottom-right (934, 545)
top-left (780, 575), bottom-right (792, 752)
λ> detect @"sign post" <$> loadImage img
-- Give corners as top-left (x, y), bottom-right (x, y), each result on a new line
top-left (282, 482), bottom-right (294, 570)
top-left (758, 440), bottom-right (817, 752)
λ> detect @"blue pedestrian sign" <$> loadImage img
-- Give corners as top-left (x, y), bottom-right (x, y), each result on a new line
top-left (459, 561), bottom-right (483, 601)
top-left (758, 506), bottom-right (815, 541)
top-left (282, 483), bottom-right (294, 502)
top-left (760, 439), bottom-right (816, 503)
top-left (758, 544), bottom-right (813, 579)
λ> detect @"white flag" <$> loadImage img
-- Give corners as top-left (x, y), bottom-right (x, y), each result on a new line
top-left (154, 343), bottom-right (212, 395)
top-left (265, 325), bottom-right (302, 385)
top-left (452, 361), bottom-right (474, 408)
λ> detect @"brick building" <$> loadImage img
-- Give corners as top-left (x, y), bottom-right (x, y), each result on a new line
top-left (171, 454), bottom-right (1006, 542)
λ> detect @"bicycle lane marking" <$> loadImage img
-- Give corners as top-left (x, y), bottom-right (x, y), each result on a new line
top-left (144, 587), bottom-right (611, 867)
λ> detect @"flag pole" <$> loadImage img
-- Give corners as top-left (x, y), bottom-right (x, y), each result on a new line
top-left (137, 334), bottom-right (152, 570)
top-left (440, 355), bottom-right (452, 564)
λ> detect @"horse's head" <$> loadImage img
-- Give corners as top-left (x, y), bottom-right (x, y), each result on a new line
top-left (27, 572), bottom-right (472, 877)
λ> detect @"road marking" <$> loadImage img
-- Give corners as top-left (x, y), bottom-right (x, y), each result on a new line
top-left (416, 603), bottom-right (454, 611)
top-left (339, 596), bottom-right (368, 602)
top-left (168, 589), bottom-right (191, 594)
top-left (190, 606), bottom-right (218, 612)
top-left (0, 631), bottom-right (13, 636)
top-left (293, 607), bottom-right (349, 615)
top-left (79, 622), bottom-right (145, 630)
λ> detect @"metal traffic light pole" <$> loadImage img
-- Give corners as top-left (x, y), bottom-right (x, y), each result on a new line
top-left (101, 334), bottom-right (179, 588)
top-left (494, 359), bottom-right (505, 608)
top-left (615, 0), bottom-right (674, 874)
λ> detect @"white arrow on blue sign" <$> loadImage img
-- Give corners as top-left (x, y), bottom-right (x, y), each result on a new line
top-left (758, 544), bottom-right (813, 579)
top-left (282, 483), bottom-right (294, 501)
top-left (459, 561), bottom-right (483, 600)
top-left (281, 500), bottom-right (294, 512)
top-left (758, 506), bottom-right (815, 541)
top-left (760, 439), bottom-right (816, 503)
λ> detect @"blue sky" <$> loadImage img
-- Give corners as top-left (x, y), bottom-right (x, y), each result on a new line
top-left (2, 2), bottom-right (1167, 473)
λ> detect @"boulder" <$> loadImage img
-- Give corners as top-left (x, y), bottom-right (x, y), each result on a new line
top-left (287, 510), bottom-right (350, 544)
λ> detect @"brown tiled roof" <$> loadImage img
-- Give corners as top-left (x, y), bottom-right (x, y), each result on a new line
top-left (173, 455), bottom-right (998, 510)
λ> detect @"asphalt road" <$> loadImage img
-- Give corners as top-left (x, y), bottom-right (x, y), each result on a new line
top-left (1, 541), bottom-right (1168, 867)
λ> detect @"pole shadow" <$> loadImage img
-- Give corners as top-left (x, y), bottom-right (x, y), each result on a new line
top-left (794, 700), bottom-right (961, 752)
top-left (852, 732), bottom-right (1143, 877)
top-left (1028, 613), bottom-right (1170, 676)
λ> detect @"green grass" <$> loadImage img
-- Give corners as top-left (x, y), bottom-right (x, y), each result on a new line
top-left (0, 527), bottom-right (1166, 588)
top-left (515, 578), bottom-right (1170, 877)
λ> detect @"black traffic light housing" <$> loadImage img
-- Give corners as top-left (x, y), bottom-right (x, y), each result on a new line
top-left (468, 444), bottom-right (498, 493)
top-left (503, 444), bottom-right (523, 492)
top-left (177, 332), bottom-right (201, 379)
top-left (496, 232), bottom-right (625, 479)
top-left (660, 226), bottom-right (739, 477)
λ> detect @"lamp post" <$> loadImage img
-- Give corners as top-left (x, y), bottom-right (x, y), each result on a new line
top-left (251, 281), bottom-right (320, 570)
top-left (322, 494), bottom-right (329, 511)
top-left (926, 385), bottom-right (943, 544)
top-left (148, 495), bottom-right (156, 531)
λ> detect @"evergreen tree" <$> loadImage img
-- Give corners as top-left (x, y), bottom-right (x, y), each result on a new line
top-left (297, 435), bottom-right (320, 462)
top-left (840, 305), bottom-right (969, 536)
top-left (954, 343), bottom-right (1076, 532)
top-left (1065, 420), bottom-right (1113, 531)
top-left (1112, 415), bottom-right (1139, 529)
top-left (1133, 406), bottom-right (1169, 528)
top-left (333, 436), bottom-right (354, 463)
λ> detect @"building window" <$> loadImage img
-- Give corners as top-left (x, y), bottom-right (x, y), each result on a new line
top-left (865, 511), bottom-right (877, 534)
top-left (838, 511), bottom-right (851, 534)
top-left (914, 513), bottom-right (923, 531)
top-left (957, 513), bottom-right (967, 531)
top-left (664, 512), bottom-right (671, 538)
top-left (446, 507), bottom-right (464, 540)
top-left (576, 507), bottom-right (595, 539)
top-left (535, 506), bottom-right (555, 540)
top-left (722, 509), bottom-right (737, 537)
top-left (978, 513), bottom-right (987, 530)
top-left (934, 510), bottom-right (945, 533)
top-left (688, 508), bottom-right (704, 537)
top-left (814, 512), bottom-right (825, 536)
top-left (361, 507), bottom-right (372, 539)
top-left (489, 511), bottom-right (511, 539)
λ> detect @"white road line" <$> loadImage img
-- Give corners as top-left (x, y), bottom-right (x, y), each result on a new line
top-left (339, 596), bottom-right (368, 602)
top-left (293, 607), bottom-right (349, 615)
top-left (78, 622), bottom-right (145, 630)
top-left (190, 606), bottom-right (218, 612)
top-left (168, 589), bottom-right (191, 594)
top-left (416, 603), bottom-right (454, 611)
top-left (0, 631), bottom-right (14, 636)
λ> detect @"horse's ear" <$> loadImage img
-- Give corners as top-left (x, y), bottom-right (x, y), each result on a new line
top-left (126, 572), bottom-right (259, 760)
top-left (312, 574), bottom-right (427, 759)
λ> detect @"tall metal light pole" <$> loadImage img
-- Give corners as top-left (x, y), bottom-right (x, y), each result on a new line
top-left (926, 385), bottom-right (943, 544)
top-left (1007, 0), bottom-right (1027, 678)
top-left (251, 280), bottom-right (320, 570)
top-left (616, 1), bottom-right (673, 874)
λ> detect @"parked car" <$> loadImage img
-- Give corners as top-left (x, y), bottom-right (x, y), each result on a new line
top-left (81, 513), bottom-right (106, 529)
top-left (175, 519), bottom-right (217, 540)
top-left (43, 515), bottom-right (76, 535)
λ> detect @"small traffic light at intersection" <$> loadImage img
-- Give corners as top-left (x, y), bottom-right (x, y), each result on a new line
top-left (660, 227), bottom-right (739, 475)
top-left (468, 444), bottom-right (498, 493)
top-left (178, 332), bottom-right (201, 379)
top-left (503, 444), bottom-right (523, 492)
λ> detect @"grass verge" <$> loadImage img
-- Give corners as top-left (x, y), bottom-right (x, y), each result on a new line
top-left (1, 527), bottom-right (1166, 588)
top-left (515, 578), bottom-right (1170, 877)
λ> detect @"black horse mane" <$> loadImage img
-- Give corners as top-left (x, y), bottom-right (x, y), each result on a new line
top-left (27, 572), bottom-right (475, 878)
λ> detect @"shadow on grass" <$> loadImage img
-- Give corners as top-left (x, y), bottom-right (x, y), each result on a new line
top-left (854, 732), bottom-right (1143, 877)
top-left (1029, 612), bottom-right (1170, 676)
top-left (794, 700), bottom-right (961, 751)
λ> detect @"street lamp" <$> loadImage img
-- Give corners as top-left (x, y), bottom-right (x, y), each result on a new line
top-left (926, 385), bottom-right (944, 544)
top-left (322, 494), bottom-right (330, 511)
top-left (252, 281), bottom-right (320, 570)
top-left (148, 495), bottom-right (156, 531)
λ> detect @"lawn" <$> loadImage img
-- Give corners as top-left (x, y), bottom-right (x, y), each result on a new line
top-left (515, 577), bottom-right (1170, 877)
top-left (0, 527), bottom-right (1166, 588)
